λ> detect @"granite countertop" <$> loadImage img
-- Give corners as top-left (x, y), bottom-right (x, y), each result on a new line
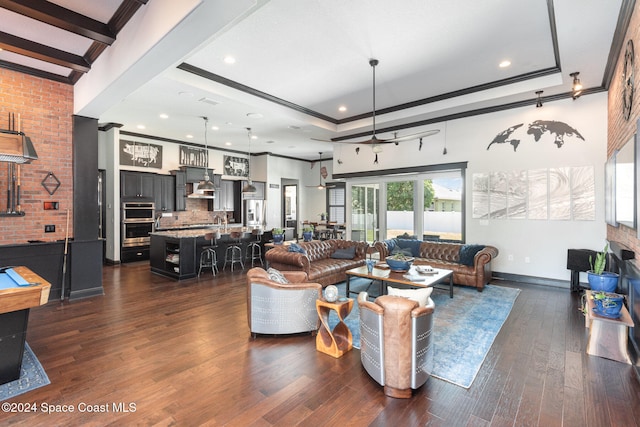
top-left (151, 226), bottom-right (258, 239)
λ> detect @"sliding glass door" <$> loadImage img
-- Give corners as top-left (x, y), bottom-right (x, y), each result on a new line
top-left (351, 183), bottom-right (379, 243)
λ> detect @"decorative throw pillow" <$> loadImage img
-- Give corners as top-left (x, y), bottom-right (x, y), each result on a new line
top-left (396, 239), bottom-right (422, 257)
top-left (331, 246), bottom-right (356, 259)
top-left (387, 285), bottom-right (433, 307)
top-left (267, 268), bottom-right (289, 284)
top-left (391, 246), bottom-right (413, 257)
top-left (459, 244), bottom-right (486, 266)
top-left (288, 243), bottom-right (306, 254)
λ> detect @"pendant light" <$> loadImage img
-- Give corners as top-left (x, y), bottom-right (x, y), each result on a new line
top-left (242, 127), bottom-right (257, 194)
top-left (198, 116), bottom-right (215, 191)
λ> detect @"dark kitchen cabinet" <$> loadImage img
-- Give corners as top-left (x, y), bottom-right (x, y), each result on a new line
top-left (153, 175), bottom-right (176, 213)
top-left (173, 170), bottom-right (187, 211)
top-left (121, 171), bottom-right (154, 199)
top-left (180, 166), bottom-right (214, 183)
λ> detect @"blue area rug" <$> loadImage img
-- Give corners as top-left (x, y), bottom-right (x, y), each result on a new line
top-left (0, 343), bottom-right (50, 401)
top-left (330, 280), bottom-right (520, 388)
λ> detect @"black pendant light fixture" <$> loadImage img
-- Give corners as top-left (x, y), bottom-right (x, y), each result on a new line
top-left (242, 127), bottom-right (257, 194)
top-left (198, 116), bottom-right (215, 191)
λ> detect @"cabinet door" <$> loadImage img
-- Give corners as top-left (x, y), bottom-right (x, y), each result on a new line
top-left (121, 171), bottom-right (140, 198)
top-left (162, 175), bottom-right (175, 212)
top-left (140, 173), bottom-right (155, 198)
top-left (223, 181), bottom-right (235, 211)
top-left (175, 171), bottom-right (186, 211)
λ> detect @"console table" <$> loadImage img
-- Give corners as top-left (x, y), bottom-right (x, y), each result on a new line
top-left (584, 290), bottom-right (634, 364)
top-left (316, 298), bottom-right (353, 358)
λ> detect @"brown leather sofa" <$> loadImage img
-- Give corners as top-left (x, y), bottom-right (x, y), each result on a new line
top-left (246, 267), bottom-right (322, 336)
top-left (265, 239), bottom-right (369, 287)
top-left (358, 291), bottom-right (434, 398)
top-left (374, 239), bottom-right (498, 291)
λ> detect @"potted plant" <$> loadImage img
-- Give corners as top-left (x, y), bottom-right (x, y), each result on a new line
top-left (592, 291), bottom-right (625, 319)
top-left (318, 212), bottom-right (328, 221)
top-left (588, 244), bottom-right (619, 292)
top-left (272, 227), bottom-right (285, 245)
top-left (302, 224), bottom-right (314, 242)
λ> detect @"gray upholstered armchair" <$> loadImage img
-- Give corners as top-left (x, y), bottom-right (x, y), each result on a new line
top-left (358, 291), bottom-right (435, 398)
top-left (246, 267), bottom-right (322, 336)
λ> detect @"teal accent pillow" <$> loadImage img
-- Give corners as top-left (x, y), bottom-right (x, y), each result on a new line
top-left (288, 243), bottom-right (306, 254)
top-left (397, 239), bottom-right (422, 257)
top-left (459, 244), bottom-right (485, 266)
top-left (331, 246), bottom-right (356, 259)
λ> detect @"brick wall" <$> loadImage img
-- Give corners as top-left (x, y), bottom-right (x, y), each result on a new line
top-left (608, 2), bottom-right (640, 264)
top-left (0, 68), bottom-right (73, 244)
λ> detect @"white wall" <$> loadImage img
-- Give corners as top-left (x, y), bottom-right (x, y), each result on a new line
top-left (332, 93), bottom-right (608, 283)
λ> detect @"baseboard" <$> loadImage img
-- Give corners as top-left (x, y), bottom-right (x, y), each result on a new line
top-left (492, 271), bottom-right (570, 289)
top-left (69, 287), bottom-right (105, 301)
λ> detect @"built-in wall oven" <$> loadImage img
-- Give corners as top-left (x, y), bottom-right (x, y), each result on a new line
top-left (122, 201), bottom-right (155, 248)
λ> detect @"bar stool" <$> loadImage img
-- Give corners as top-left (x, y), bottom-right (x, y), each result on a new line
top-left (198, 231), bottom-right (220, 277)
top-left (224, 231), bottom-right (245, 271)
top-left (245, 229), bottom-right (264, 267)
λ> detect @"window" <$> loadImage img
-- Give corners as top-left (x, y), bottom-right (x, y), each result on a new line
top-left (327, 184), bottom-right (345, 224)
top-left (385, 180), bottom-right (415, 239)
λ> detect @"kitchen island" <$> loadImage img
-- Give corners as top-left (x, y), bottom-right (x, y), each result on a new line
top-left (150, 226), bottom-right (269, 280)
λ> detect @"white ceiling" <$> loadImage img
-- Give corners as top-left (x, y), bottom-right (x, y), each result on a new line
top-left (0, 0), bottom-right (629, 161)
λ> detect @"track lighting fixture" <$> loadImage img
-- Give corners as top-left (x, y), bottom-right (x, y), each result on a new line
top-left (535, 90), bottom-right (543, 108)
top-left (570, 72), bottom-right (582, 99)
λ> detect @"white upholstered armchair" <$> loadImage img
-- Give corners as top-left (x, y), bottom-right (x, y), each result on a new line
top-left (246, 267), bottom-right (322, 336)
top-left (358, 291), bottom-right (435, 398)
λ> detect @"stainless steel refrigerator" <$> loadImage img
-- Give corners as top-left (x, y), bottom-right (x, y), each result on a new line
top-left (243, 199), bottom-right (264, 227)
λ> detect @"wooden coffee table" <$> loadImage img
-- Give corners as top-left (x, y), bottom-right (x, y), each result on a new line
top-left (345, 265), bottom-right (454, 298)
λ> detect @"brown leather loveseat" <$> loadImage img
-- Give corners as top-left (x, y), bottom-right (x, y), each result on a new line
top-left (265, 239), bottom-right (369, 287)
top-left (374, 238), bottom-right (498, 291)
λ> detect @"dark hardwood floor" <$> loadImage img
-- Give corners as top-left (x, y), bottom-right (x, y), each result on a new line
top-left (3, 262), bottom-right (640, 426)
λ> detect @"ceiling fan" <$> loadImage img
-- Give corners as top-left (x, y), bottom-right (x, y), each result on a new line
top-left (313, 59), bottom-right (440, 146)
top-left (306, 152), bottom-right (335, 190)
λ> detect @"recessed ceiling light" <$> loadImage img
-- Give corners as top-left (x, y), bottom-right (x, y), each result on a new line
top-left (186, 134), bottom-right (193, 139)
top-left (225, 142), bottom-right (232, 146)
top-left (247, 113), bottom-right (263, 119)
top-left (266, 140), bottom-right (275, 144)
top-left (251, 135), bottom-right (258, 140)
top-left (338, 105), bottom-right (347, 112)
top-left (288, 125), bottom-right (301, 130)
top-left (178, 91), bottom-right (194, 97)
top-left (499, 60), bottom-right (511, 68)
top-left (159, 113), bottom-right (169, 119)
top-left (211, 125), bottom-right (219, 131)
top-left (224, 56), bottom-right (236, 64)
top-left (136, 124), bottom-right (145, 129)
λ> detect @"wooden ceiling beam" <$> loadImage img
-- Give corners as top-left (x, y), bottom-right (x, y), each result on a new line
top-left (0, 0), bottom-right (116, 45)
top-left (0, 31), bottom-right (90, 73)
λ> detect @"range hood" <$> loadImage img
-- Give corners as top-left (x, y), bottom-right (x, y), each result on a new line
top-left (188, 182), bottom-right (216, 199)
top-left (0, 130), bottom-right (38, 163)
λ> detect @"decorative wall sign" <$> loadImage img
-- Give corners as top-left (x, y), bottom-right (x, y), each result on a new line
top-left (120, 140), bottom-right (162, 168)
top-left (179, 145), bottom-right (208, 167)
top-left (487, 120), bottom-right (585, 151)
top-left (473, 166), bottom-right (594, 221)
top-left (223, 155), bottom-right (248, 177)
top-left (41, 171), bottom-right (60, 195)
